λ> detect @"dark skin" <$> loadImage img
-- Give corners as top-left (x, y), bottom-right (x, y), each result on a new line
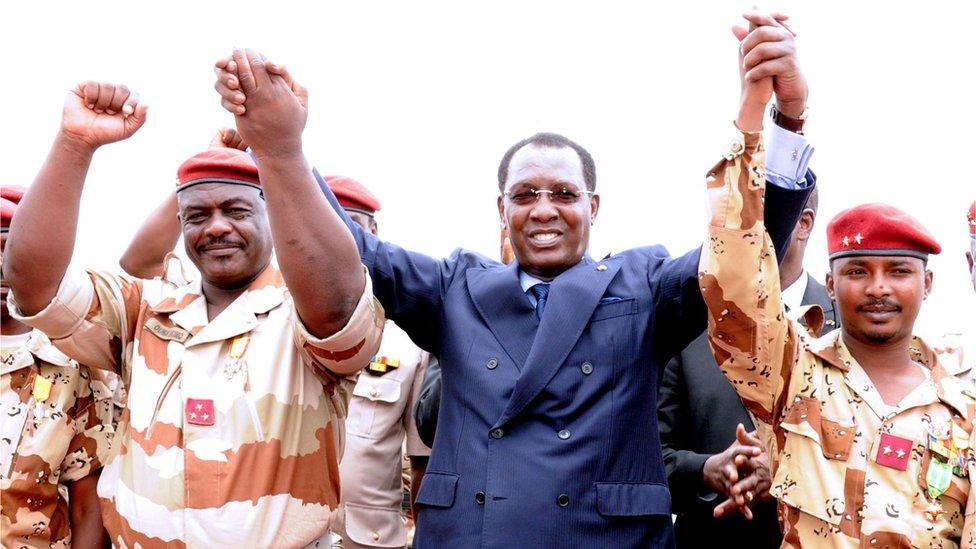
top-left (495, 145), bottom-right (599, 281)
top-left (8, 54), bottom-right (363, 340)
top-left (827, 255), bottom-right (931, 406)
top-left (67, 473), bottom-right (108, 547)
top-left (1, 234), bottom-right (32, 336)
top-left (178, 185), bottom-right (272, 320)
top-left (119, 128), bottom-right (247, 280)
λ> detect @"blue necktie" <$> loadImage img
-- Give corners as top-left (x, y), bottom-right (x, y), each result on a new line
top-left (528, 283), bottom-right (550, 320)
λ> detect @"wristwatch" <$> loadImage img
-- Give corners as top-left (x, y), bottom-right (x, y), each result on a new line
top-left (771, 104), bottom-right (807, 134)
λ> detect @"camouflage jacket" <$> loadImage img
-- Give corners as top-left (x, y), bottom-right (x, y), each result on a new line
top-left (1, 330), bottom-right (117, 549)
top-left (11, 264), bottom-right (385, 548)
top-left (700, 128), bottom-right (976, 548)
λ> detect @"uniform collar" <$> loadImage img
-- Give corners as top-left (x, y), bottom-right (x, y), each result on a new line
top-left (1, 330), bottom-right (73, 376)
top-left (810, 330), bottom-right (972, 418)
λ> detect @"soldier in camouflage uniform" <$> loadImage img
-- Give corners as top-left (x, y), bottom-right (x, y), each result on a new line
top-left (699, 16), bottom-right (976, 547)
top-left (1, 185), bottom-right (116, 548)
top-left (5, 51), bottom-right (385, 548)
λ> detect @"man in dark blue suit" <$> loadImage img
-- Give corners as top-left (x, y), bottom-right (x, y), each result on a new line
top-left (213, 13), bottom-right (815, 548)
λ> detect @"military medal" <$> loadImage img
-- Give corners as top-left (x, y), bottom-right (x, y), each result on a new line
top-left (366, 355), bottom-right (400, 376)
top-left (31, 375), bottom-right (52, 402)
top-left (924, 501), bottom-right (946, 523)
top-left (224, 334), bottom-right (251, 380)
top-left (927, 459), bottom-right (953, 498)
top-left (186, 398), bottom-right (215, 426)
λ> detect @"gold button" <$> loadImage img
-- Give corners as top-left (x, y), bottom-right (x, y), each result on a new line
top-left (839, 430), bottom-right (846, 436)
top-left (371, 531), bottom-right (380, 541)
top-left (370, 388), bottom-right (379, 398)
top-left (597, 264), bottom-right (608, 272)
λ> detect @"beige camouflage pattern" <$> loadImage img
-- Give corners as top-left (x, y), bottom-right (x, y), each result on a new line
top-left (699, 128), bottom-right (976, 548)
top-left (1, 330), bottom-right (117, 549)
top-left (331, 323), bottom-right (431, 549)
top-left (10, 262), bottom-right (384, 548)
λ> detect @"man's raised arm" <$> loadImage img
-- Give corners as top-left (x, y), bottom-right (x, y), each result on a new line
top-left (5, 83), bottom-right (147, 314)
top-left (220, 49), bottom-right (364, 339)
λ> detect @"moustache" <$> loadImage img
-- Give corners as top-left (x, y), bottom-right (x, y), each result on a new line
top-left (198, 237), bottom-right (243, 251)
top-left (856, 298), bottom-right (901, 313)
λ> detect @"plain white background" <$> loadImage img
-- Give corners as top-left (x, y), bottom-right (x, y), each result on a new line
top-left (2, 1), bottom-right (973, 340)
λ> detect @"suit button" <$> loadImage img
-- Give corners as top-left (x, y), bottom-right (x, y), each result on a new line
top-left (475, 491), bottom-right (486, 504)
top-left (371, 531), bottom-right (380, 541)
top-left (557, 429), bottom-right (571, 440)
top-left (580, 362), bottom-right (593, 375)
top-left (486, 357), bottom-right (498, 370)
top-left (490, 428), bottom-right (505, 439)
top-left (557, 494), bottom-right (570, 507)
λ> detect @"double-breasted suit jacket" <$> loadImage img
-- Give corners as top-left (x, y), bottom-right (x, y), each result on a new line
top-left (315, 168), bottom-right (812, 548)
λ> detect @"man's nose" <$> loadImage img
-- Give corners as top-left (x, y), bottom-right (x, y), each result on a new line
top-left (529, 195), bottom-right (559, 222)
top-left (203, 214), bottom-right (233, 238)
top-left (864, 272), bottom-right (891, 298)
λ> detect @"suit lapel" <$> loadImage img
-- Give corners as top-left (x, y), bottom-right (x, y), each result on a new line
top-left (466, 261), bottom-right (537, 371)
top-left (496, 256), bottom-right (622, 427)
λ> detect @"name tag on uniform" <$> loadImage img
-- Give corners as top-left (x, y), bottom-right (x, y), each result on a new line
top-left (186, 398), bottom-right (215, 426)
top-left (145, 318), bottom-right (190, 343)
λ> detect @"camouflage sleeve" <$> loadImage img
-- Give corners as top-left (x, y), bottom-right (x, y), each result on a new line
top-left (698, 127), bottom-right (801, 434)
top-left (963, 430), bottom-right (976, 546)
top-left (404, 352), bottom-right (433, 457)
top-left (9, 269), bottom-right (143, 375)
top-left (59, 384), bottom-right (117, 482)
top-left (294, 265), bottom-right (386, 379)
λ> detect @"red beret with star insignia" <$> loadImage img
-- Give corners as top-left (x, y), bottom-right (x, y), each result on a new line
top-left (325, 175), bottom-right (381, 215)
top-left (176, 149), bottom-right (261, 193)
top-left (1, 185), bottom-right (26, 233)
top-left (827, 203), bottom-right (941, 261)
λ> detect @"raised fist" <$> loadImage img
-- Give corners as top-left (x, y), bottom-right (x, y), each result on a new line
top-left (210, 127), bottom-right (248, 151)
top-left (61, 82), bottom-right (148, 149)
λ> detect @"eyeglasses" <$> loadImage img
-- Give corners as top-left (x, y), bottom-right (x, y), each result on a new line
top-left (503, 186), bottom-right (594, 206)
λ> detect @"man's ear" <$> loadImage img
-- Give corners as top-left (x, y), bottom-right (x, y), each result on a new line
top-left (497, 195), bottom-right (507, 229)
top-left (589, 194), bottom-right (600, 225)
top-left (796, 209), bottom-right (815, 241)
top-left (825, 271), bottom-right (836, 301)
top-left (967, 251), bottom-right (974, 273)
top-left (923, 269), bottom-right (933, 299)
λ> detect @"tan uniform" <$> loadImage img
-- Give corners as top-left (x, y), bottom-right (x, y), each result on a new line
top-left (10, 263), bottom-right (384, 548)
top-left (939, 334), bottom-right (975, 382)
top-left (1, 330), bottom-right (117, 549)
top-left (331, 323), bottom-right (431, 548)
top-left (699, 128), bottom-right (976, 547)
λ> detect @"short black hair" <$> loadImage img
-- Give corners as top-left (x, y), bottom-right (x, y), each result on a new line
top-left (497, 132), bottom-right (596, 193)
top-left (804, 184), bottom-right (819, 214)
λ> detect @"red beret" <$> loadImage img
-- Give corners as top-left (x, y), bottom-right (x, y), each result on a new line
top-left (968, 200), bottom-right (975, 236)
top-left (325, 175), bottom-right (381, 214)
top-left (176, 149), bottom-right (260, 193)
top-left (827, 203), bottom-right (941, 261)
top-left (1, 185), bottom-right (26, 232)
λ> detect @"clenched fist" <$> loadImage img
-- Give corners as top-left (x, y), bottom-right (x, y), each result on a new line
top-left (61, 82), bottom-right (148, 150)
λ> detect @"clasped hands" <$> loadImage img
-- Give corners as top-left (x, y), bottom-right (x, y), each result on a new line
top-left (703, 423), bottom-right (772, 520)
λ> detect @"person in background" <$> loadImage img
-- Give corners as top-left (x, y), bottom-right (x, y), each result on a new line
top-left (659, 186), bottom-right (837, 548)
top-left (936, 200), bottom-right (976, 380)
top-left (1, 185), bottom-right (116, 548)
top-left (325, 175), bottom-right (432, 549)
top-left (700, 16), bottom-right (976, 540)
top-left (4, 59), bottom-right (384, 547)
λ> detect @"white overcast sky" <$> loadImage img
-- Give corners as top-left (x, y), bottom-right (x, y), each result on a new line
top-left (3, 1), bottom-right (973, 339)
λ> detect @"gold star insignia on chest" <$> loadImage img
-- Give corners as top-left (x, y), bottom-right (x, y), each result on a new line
top-left (367, 356), bottom-right (401, 376)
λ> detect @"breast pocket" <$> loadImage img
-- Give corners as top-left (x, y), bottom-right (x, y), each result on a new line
top-left (589, 298), bottom-right (638, 362)
top-left (774, 397), bottom-right (856, 526)
top-left (347, 376), bottom-right (402, 437)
